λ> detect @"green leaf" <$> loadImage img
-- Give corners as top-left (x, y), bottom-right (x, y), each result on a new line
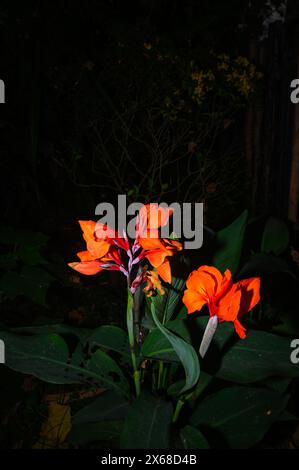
top-left (120, 392), bottom-right (173, 449)
top-left (180, 425), bottom-right (210, 449)
top-left (212, 210), bottom-right (248, 274)
top-left (87, 325), bottom-right (130, 359)
top-left (261, 217), bottom-right (289, 255)
top-left (0, 266), bottom-right (54, 305)
top-left (216, 329), bottom-right (299, 383)
top-left (150, 303), bottom-right (200, 393)
top-left (190, 386), bottom-right (289, 448)
top-left (238, 253), bottom-right (290, 278)
top-left (0, 332), bottom-right (129, 395)
top-left (69, 420), bottom-right (123, 445)
top-left (18, 244), bottom-right (46, 266)
top-left (142, 318), bottom-right (190, 362)
top-left (145, 277), bottom-right (185, 324)
top-left (73, 391), bottom-right (129, 425)
top-left (11, 324), bottom-right (92, 343)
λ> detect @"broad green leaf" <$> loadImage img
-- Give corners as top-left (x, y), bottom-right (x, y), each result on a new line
top-left (11, 324), bottom-right (92, 343)
top-left (142, 318), bottom-right (190, 362)
top-left (69, 420), bottom-right (123, 445)
top-left (238, 253), bottom-right (291, 278)
top-left (216, 329), bottom-right (299, 383)
top-left (212, 210), bottom-right (248, 274)
top-left (180, 425), bottom-right (210, 449)
top-left (0, 266), bottom-right (54, 305)
top-left (261, 217), bottom-right (289, 255)
top-left (87, 325), bottom-right (130, 359)
top-left (0, 332), bottom-right (129, 395)
top-left (120, 392), bottom-right (173, 449)
top-left (150, 303), bottom-right (200, 393)
top-left (73, 391), bottom-right (129, 425)
top-left (147, 277), bottom-right (185, 324)
top-left (190, 386), bottom-right (289, 448)
top-left (142, 316), bottom-right (234, 364)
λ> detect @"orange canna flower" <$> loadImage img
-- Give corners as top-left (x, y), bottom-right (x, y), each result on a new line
top-left (136, 203), bottom-right (173, 239)
top-left (68, 221), bottom-right (126, 276)
top-left (183, 265), bottom-right (260, 338)
top-left (69, 204), bottom-right (181, 292)
top-left (139, 236), bottom-right (182, 283)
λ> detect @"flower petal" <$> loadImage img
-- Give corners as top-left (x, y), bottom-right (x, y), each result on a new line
top-left (234, 319), bottom-right (247, 339)
top-left (182, 288), bottom-right (207, 314)
top-left (142, 204), bottom-right (173, 229)
top-left (68, 260), bottom-right (102, 275)
top-left (79, 220), bottom-right (96, 242)
top-left (237, 277), bottom-right (260, 315)
top-left (145, 249), bottom-right (168, 268)
top-left (77, 250), bottom-right (94, 261)
top-left (186, 266), bottom-right (222, 299)
top-left (157, 260), bottom-right (171, 283)
top-left (217, 285), bottom-right (241, 322)
top-left (86, 239), bottom-right (110, 259)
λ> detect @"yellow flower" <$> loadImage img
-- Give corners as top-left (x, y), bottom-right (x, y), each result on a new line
top-left (144, 42), bottom-right (152, 50)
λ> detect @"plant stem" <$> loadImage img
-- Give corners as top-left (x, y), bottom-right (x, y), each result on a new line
top-left (127, 288), bottom-right (141, 397)
top-left (157, 360), bottom-right (164, 390)
top-left (172, 399), bottom-right (185, 423)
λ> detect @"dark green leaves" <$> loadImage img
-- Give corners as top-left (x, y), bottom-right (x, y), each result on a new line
top-left (87, 325), bottom-right (130, 360)
top-left (148, 277), bottom-right (185, 324)
top-left (261, 217), bottom-right (289, 256)
top-left (212, 210), bottom-right (248, 274)
top-left (191, 386), bottom-right (289, 448)
top-left (0, 331), bottom-right (129, 396)
top-left (73, 391), bottom-right (129, 425)
top-left (150, 303), bottom-right (200, 393)
top-left (180, 425), bottom-right (209, 449)
top-left (120, 392), bottom-right (173, 448)
top-left (217, 329), bottom-right (299, 383)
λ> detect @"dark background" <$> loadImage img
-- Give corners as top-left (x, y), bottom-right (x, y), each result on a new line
top-left (0, 0), bottom-right (299, 449)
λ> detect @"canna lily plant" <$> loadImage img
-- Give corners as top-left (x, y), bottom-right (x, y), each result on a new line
top-left (68, 205), bottom-right (261, 403)
top-left (2, 209), bottom-right (298, 449)
top-left (68, 204), bottom-right (182, 396)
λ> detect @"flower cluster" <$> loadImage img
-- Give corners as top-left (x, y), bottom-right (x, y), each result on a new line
top-left (68, 204), bottom-right (182, 293)
top-left (69, 204), bottom-right (261, 340)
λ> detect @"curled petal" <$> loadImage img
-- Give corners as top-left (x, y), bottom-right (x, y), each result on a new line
top-left (234, 319), bottom-right (247, 339)
top-left (77, 250), bottom-right (94, 262)
top-left (182, 288), bottom-right (207, 314)
top-left (157, 260), bottom-right (171, 283)
top-left (79, 220), bottom-right (96, 242)
top-left (145, 249), bottom-right (168, 268)
top-left (86, 239), bottom-right (110, 259)
top-left (68, 260), bottom-right (102, 275)
top-left (217, 285), bottom-right (241, 322)
top-left (139, 204), bottom-right (173, 230)
top-left (237, 277), bottom-right (260, 316)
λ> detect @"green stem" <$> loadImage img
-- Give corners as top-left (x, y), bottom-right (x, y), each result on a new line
top-left (157, 360), bottom-right (164, 390)
top-left (172, 399), bottom-right (185, 423)
top-left (127, 289), bottom-right (141, 397)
